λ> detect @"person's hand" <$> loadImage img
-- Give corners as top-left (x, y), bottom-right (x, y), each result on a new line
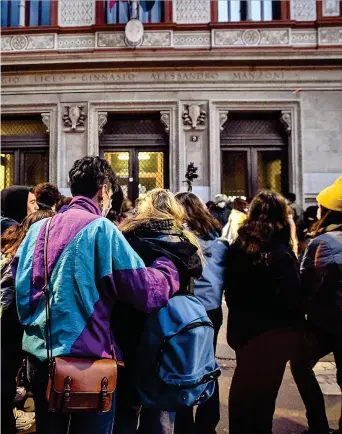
top-left (288, 213), bottom-right (299, 258)
top-left (132, 405), bottom-right (142, 416)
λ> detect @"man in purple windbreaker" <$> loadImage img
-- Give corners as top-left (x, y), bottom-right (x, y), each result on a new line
top-left (14, 156), bottom-right (180, 434)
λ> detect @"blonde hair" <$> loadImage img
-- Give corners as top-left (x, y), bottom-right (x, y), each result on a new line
top-left (119, 189), bottom-right (201, 253)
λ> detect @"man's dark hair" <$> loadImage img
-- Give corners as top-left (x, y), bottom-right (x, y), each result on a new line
top-left (34, 183), bottom-right (61, 208)
top-left (69, 156), bottom-right (118, 198)
top-left (286, 193), bottom-right (296, 203)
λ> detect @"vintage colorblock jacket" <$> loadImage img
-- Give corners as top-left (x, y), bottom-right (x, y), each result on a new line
top-left (14, 196), bottom-right (179, 362)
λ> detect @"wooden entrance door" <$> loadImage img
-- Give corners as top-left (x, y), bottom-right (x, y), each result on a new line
top-left (221, 147), bottom-right (287, 199)
top-left (220, 112), bottom-right (289, 199)
top-left (99, 113), bottom-right (169, 202)
top-left (101, 148), bottom-right (168, 201)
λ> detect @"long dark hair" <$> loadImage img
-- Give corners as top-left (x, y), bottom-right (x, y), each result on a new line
top-left (1, 210), bottom-right (55, 258)
top-left (311, 206), bottom-right (342, 236)
top-left (238, 190), bottom-right (291, 257)
top-left (175, 192), bottom-right (222, 240)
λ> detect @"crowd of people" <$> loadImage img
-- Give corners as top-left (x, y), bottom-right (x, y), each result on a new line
top-left (1, 156), bottom-right (341, 434)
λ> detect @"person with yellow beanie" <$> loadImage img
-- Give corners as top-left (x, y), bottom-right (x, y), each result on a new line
top-left (290, 176), bottom-right (342, 434)
top-left (317, 176), bottom-right (342, 214)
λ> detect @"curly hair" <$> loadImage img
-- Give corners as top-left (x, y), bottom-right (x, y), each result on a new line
top-left (232, 198), bottom-right (248, 213)
top-left (69, 156), bottom-right (119, 198)
top-left (237, 190), bottom-right (292, 257)
top-left (1, 210), bottom-right (55, 258)
top-left (175, 192), bottom-right (221, 240)
top-left (34, 183), bottom-right (61, 208)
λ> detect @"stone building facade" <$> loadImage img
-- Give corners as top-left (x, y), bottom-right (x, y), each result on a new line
top-left (1, 0), bottom-right (342, 206)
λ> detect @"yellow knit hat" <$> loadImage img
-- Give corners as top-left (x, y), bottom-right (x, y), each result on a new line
top-left (317, 176), bottom-right (342, 212)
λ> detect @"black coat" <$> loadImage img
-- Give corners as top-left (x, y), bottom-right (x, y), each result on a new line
top-left (111, 219), bottom-right (202, 404)
top-left (225, 241), bottom-right (305, 350)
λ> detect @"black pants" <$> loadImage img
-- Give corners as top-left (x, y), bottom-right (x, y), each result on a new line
top-left (1, 359), bottom-right (20, 434)
top-left (1, 319), bottom-right (23, 434)
top-left (290, 327), bottom-right (342, 434)
top-left (229, 328), bottom-right (301, 434)
top-left (174, 306), bottom-right (223, 434)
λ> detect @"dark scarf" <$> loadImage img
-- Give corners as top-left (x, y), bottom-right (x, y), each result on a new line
top-left (1, 186), bottom-right (33, 224)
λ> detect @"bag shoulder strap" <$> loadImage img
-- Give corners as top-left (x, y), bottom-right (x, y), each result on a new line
top-left (43, 217), bottom-right (54, 363)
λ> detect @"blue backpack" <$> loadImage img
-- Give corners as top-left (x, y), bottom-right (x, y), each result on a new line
top-left (136, 293), bottom-right (221, 411)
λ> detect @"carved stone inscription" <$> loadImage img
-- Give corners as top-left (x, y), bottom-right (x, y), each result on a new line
top-left (1, 70), bottom-right (290, 87)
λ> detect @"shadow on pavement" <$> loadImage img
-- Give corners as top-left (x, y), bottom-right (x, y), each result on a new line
top-left (273, 417), bottom-right (306, 434)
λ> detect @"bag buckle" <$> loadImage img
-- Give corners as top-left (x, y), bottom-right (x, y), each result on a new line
top-left (63, 376), bottom-right (72, 410)
top-left (99, 378), bottom-right (108, 412)
top-left (48, 359), bottom-right (55, 378)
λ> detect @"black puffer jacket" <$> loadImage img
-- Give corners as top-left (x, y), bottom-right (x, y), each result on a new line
top-left (225, 241), bottom-right (305, 350)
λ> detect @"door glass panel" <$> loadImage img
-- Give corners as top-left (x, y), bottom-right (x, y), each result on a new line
top-left (138, 152), bottom-right (164, 196)
top-left (221, 151), bottom-right (248, 200)
top-left (23, 152), bottom-right (49, 186)
top-left (104, 152), bottom-right (130, 197)
top-left (0, 153), bottom-right (15, 189)
top-left (257, 150), bottom-right (282, 193)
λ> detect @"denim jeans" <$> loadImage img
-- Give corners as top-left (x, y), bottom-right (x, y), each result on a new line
top-left (27, 355), bottom-right (116, 434)
top-left (290, 327), bottom-right (342, 434)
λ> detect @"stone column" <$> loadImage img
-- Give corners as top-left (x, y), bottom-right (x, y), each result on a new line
top-left (58, 104), bottom-right (88, 188)
top-left (41, 110), bottom-right (58, 185)
top-left (180, 103), bottom-right (210, 202)
top-left (59, 0), bottom-right (95, 27)
top-left (174, 0), bottom-right (211, 24)
top-left (19, 0), bottom-right (25, 27)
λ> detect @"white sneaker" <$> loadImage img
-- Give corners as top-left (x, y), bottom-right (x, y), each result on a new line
top-left (14, 408), bottom-right (35, 432)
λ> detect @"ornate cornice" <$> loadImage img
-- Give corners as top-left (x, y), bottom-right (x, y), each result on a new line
top-left (2, 27), bottom-right (342, 57)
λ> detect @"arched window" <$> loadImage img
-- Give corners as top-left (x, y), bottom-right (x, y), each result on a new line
top-left (218, 0), bottom-right (281, 22)
top-left (104, 0), bottom-right (166, 24)
top-left (1, 0), bottom-right (52, 28)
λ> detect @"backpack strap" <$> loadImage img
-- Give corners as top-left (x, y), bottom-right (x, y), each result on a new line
top-left (174, 277), bottom-right (195, 296)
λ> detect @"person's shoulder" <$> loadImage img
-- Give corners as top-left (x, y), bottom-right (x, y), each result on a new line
top-left (311, 230), bottom-right (342, 254)
top-left (28, 218), bottom-right (47, 237)
top-left (307, 233), bottom-right (331, 250)
top-left (85, 218), bottom-right (124, 242)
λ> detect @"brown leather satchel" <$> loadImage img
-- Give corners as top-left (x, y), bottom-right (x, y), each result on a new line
top-left (42, 218), bottom-right (117, 413)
